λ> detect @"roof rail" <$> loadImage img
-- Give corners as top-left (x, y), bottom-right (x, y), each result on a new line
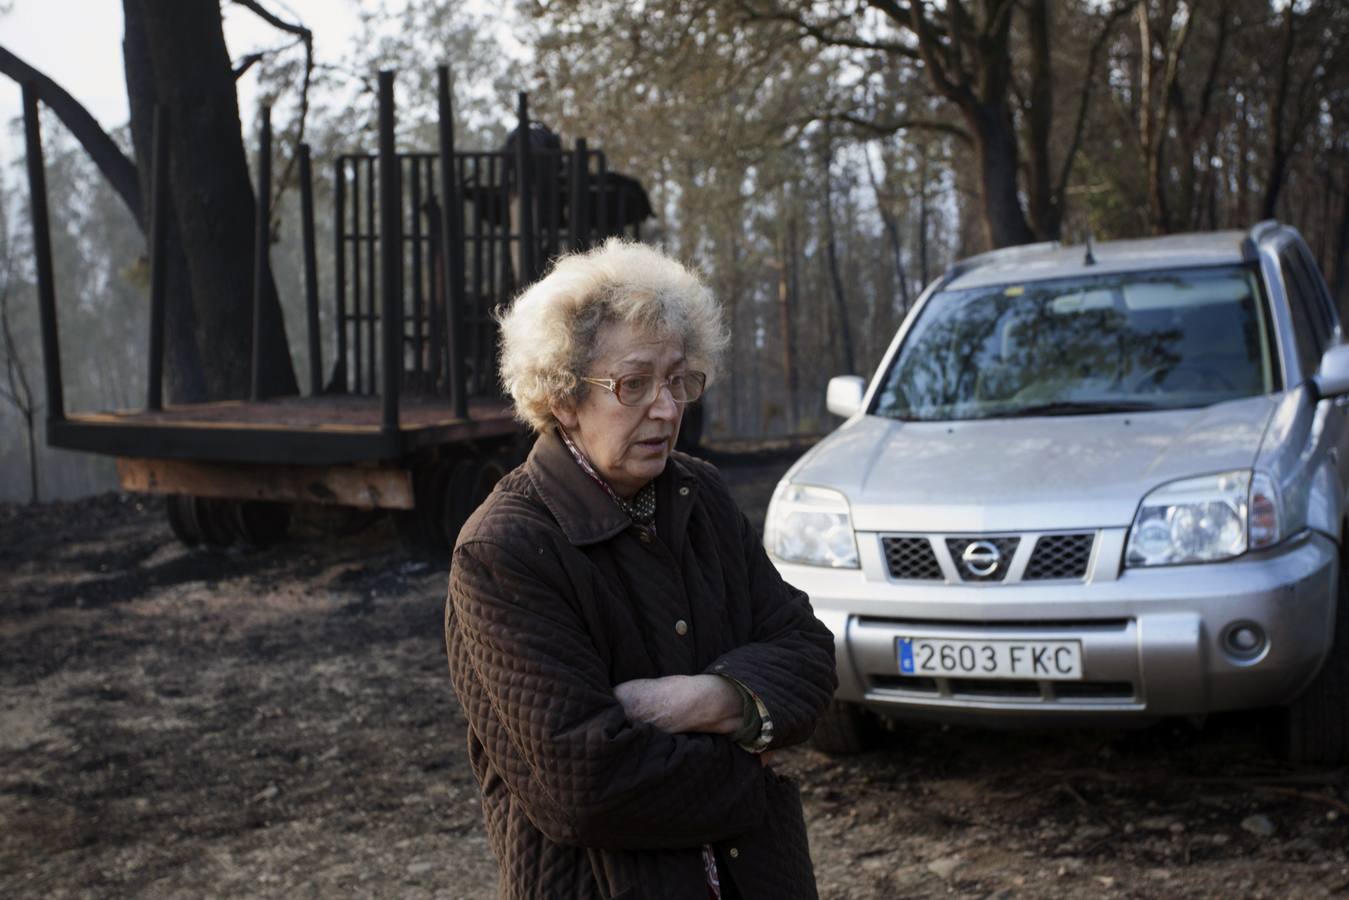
top-left (1244, 220), bottom-right (1283, 262)
top-left (948, 239), bottom-right (1061, 281)
top-left (1248, 219), bottom-right (1282, 242)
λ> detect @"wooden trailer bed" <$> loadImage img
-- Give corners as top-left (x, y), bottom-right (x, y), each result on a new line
top-left (48, 396), bottom-right (518, 465)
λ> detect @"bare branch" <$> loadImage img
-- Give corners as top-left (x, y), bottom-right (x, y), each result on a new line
top-left (1193, 4), bottom-right (1230, 130)
top-left (835, 111), bottom-right (972, 144)
top-left (229, 0), bottom-right (314, 228)
top-left (0, 44), bottom-right (143, 227)
top-left (233, 52), bottom-right (265, 80)
top-left (230, 0), bottom-right (311, 41)
top-left (986, 0), bottom-right (1018, 41)
top-left (0, 246), bottom-right (34, 416)
top-left (736, 1), bottom-right (919, 57)
top-left (881, 0), bottom-right (975, 108)
top-left (1055, 0), bottom-right (1139, 202)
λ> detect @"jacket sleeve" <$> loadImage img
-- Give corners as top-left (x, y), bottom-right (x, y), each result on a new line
top-left (447, 537), bottom-right (769, 851)
top-left (700, 471), bottom-right (839, 751)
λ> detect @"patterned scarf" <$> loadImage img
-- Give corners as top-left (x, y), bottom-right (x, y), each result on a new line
top-left (557, 427), bottom-right (657, 534)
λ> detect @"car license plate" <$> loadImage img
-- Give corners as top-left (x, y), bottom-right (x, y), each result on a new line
top-left (897, 637), bottom-right (1083, 680)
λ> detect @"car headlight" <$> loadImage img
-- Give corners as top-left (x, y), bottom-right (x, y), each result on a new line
top-left (764, 482), bottom-right (859, 568)
top-left (1125, 470), bottom-right (1281, 567)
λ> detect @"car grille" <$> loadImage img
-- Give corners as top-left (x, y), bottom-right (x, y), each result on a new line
top-left (881, 536), bottom-right (943, 580)
top-left (946, 536), bottom-right (1021, 582)
top-left (879, 531), bottom-right (1098, 583)
top-left (1023, 533), bottom-right (1095, 581)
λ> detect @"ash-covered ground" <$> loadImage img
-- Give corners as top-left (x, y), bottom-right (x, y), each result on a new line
top-left (2, 444), bottom-right (1347, 898)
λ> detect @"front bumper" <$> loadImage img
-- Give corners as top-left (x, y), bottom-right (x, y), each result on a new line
top-left (775, 527), bottom-right (1339, 721)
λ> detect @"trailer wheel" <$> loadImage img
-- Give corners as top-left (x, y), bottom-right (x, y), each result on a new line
top-left (166, 495), bottom-right (202, 546)
top-left (395, 461), bottom-right (455, 556)
top-left (232, 501), bottom-right (291, 549)
top-left (442, 456), bottom-right (506, 549)
top-left (195, 498), bottom-right (239, 547)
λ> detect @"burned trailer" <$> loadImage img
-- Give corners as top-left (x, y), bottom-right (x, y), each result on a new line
top-left (18, 68), bottom-right (652, 555)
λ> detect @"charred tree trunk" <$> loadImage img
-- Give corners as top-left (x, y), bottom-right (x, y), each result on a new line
top-left (129, 0), bottom-right (297, 400)
top-left (1023, 0), bottom-right (1059, 241)
top-left (122, 0), bottom-right (208, 404)
top-left (728, 237), bottom-right (742, 436)
top-left (1137, 2), bottom-right (1170, 233)
top-left (897, 0), bottom-right (1040, 248)
top-left (1236, 91), bottom-right (1251, 226)
top-left (24, 406), bottom-right (36, 503)
top-left (969, 101), bottom-right (1038, 248)
top-left (918, 146), bottom-right (931, 291)
top-left (777, 202), bottom-right (799, 433)
top-left (820, 137), bottom-right (856, 375)
top-left (1260, 6), bottom-right (1297, 221)
top-left (865, 144), bottom-right (912, 321)
top-left (1334, 174), bottom-right (1349, 320)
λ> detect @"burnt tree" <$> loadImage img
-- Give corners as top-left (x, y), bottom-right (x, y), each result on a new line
top-left (2, 0), bottom-right (299, 402)
top-left (129, 0), bottom-right (296, 400)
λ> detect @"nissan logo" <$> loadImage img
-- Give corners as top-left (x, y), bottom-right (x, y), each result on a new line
top-left (961, 540), bottom-right (1001, 576)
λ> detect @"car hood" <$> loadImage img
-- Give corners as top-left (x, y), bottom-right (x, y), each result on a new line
top-left (787, 396), bottom-right (1278, 532)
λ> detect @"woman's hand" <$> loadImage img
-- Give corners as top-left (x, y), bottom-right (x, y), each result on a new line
top-left (613, 674), bottom-right (744, 735)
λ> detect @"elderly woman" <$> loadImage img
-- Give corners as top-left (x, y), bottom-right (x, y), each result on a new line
top-left (445, 239), bottom-right (837, 900)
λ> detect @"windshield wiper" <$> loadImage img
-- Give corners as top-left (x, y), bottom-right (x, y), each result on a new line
top-left (998, 400), bottom-right (1165, 418)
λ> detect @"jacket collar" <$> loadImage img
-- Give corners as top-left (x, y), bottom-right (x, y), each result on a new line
top-left (525, 428), bottom-right (699, 547)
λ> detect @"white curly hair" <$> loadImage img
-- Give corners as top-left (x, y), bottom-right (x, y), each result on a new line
top-left (497, 239), bottom-right (729, 433)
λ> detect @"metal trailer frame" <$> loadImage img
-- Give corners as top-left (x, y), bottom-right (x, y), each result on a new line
top-left (19, 68), bottom-right (649, 551)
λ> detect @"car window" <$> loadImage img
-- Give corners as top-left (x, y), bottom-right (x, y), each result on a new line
top-left (873, 265), bottom-right (1275, 422)
top-left (1294, 243), bottom-right (1338, 343)
top-left (1278, 246), bottom-right (1327, 376)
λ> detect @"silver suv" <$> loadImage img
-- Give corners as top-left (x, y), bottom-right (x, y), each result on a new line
top-left (766, 222), bottom-right (1349, 763)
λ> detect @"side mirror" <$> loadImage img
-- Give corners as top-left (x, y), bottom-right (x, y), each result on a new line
top-left (1314, 344), bottom-right (1349, 398)
top-left (826, 375), bottom-right (866, 418)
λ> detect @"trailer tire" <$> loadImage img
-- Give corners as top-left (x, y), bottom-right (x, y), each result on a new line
top-left (166, 495), bottom-right (202, 547)
top-left (442, 456), bottom-right (506, 549)
top-left (232, 501), bottom-right (291, 549)
top-left (395, 461), bottom-right (455, 557)
top-left (195, 498), bottom-right (239, 547)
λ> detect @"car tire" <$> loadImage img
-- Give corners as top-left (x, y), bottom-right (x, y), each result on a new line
top-left (1281, 556), bottom-right (1349, 764)
top-left (811, 700), bottom-right (882, 755)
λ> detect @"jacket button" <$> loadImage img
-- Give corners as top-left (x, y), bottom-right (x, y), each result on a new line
top-left (675, 619), bottom-right (688, 636)
top-left (639, 532), bottom-right (652, 543)
top-left (728, 847), bottom-right (739, 859)
top-left (679, 486), bottom-right (690, 496)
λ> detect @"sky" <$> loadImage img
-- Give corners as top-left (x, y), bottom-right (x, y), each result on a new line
top-left (0, 0), bottom-right (367, 168)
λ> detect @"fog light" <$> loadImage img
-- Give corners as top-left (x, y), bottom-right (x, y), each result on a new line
top-left (1222, 621), bottom-right (1267, 660)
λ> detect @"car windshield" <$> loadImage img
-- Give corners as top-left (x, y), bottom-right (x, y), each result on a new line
top-left (873, 265), bottom-right (1277, 422)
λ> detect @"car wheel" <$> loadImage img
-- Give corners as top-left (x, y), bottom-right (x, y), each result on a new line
top-left (811, 700), bottom-right (883, 755)
top-left (1281, 556), bottom-right (1349, 764)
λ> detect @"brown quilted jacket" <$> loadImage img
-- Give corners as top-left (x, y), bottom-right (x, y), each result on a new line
top-left (445, 430), bottom-right (838, 899)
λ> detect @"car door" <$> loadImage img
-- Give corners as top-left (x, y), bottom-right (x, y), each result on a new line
top-left (1279, 240), bottom-right (1349, 541)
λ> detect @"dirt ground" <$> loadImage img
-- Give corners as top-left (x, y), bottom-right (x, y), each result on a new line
top-left (2, 443), bottom-right (1348, 899)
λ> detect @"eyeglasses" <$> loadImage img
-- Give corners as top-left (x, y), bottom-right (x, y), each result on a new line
top-left (580, 371), bottom-right (707, 407)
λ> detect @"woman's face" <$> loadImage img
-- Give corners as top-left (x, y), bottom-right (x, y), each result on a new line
top-left (553, 321), bottom-right (686, 499)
